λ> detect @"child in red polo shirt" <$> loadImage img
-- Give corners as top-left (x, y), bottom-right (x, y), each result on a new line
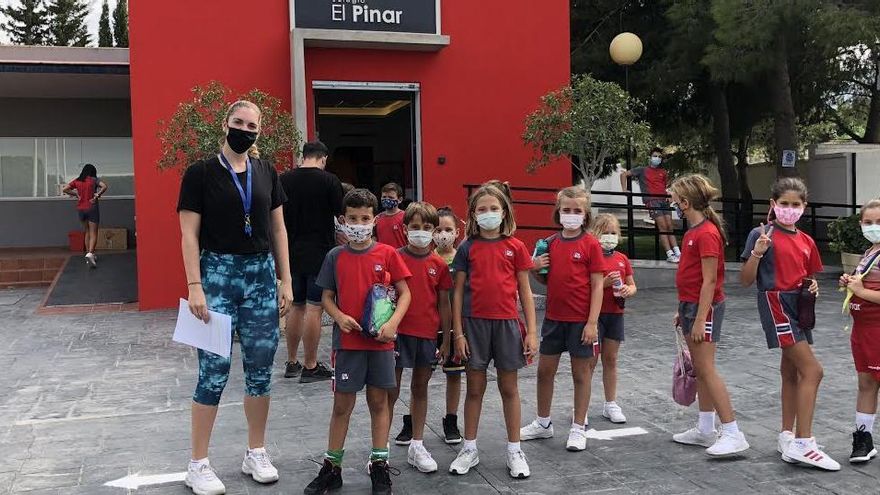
top-left (306, 189), bottom-right (412, 495)
top-left (520, 186), bottom-right (604, 452)
top-left (375, 182), bottom-right (407, 248)
top-left (387, 202), bottom-right (452, 474)
top-left (449, 183), bottom-right (538, 479)
top-left (843, 199), bottom-right (880, 465)
top-left (592, 213), bottom-right (637, 425)
top-left (741, 177), bottom-right (838, 470)
top-left (669, 174), bottom-right (749, 458)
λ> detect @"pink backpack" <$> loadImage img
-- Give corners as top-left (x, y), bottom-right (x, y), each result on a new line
top-left (673, 326), bottom-right (697, 406)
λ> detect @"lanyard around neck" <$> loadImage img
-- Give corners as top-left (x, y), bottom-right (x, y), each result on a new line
top-left (218, 153), bottom-right (253, 238)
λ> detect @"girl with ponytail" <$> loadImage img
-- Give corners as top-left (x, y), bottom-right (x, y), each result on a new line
top-left (667, 174), bottom-right (750, 458)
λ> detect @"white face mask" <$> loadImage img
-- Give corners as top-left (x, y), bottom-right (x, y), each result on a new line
top-left (433, 231), bottom-right (456, 248)
top-left (476, 212), bottom-right (503, 230)
top-left (864, 224), bottom-right (880, 244)
top-left (407, 230), bottom-right (433, 248)
top-left (599, 234), bottom-right (619, 251)
top-left (342, 222), bottom-right (373, 243)
top-left (560, 213), bottom-right (585, 230)
top-left (650, 156), bottom-right (662, 167)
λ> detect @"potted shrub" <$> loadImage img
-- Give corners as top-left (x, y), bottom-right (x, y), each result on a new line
top-left (828, 213), bottom-right (871, 274)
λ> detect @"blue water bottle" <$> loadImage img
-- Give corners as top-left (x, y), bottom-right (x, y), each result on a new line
top-left (533, 238), bottom-right (549, 275)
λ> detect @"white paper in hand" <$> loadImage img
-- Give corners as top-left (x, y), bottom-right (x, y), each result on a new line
top-left (173, 298), bottom-right (232, 358)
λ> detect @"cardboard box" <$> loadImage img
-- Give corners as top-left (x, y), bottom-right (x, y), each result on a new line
top-left (96, 228), bottom-right (128, 251)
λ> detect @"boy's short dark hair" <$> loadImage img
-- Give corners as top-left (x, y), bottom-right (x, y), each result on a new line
top-left (404, 201), bottom-right (439, 226)
top-left (650, 146), bottom-right (664, 155)
top-left (344, 188), bottom-right (378, 211)
top-left (302, 141), bottom-right (329, 160)
top-left (381, 182), bottom-right (403, 198)
top-left (341, 182), bottom-right (355, 196)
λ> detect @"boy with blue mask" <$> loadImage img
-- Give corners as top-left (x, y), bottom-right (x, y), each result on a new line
top-left (376, 182), bottom-right (407, 249)
top-left (620, 147), bottom-right (681, 263)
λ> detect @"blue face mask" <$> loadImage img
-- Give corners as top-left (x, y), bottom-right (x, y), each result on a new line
top-left (650, 156), bottom-right (662, 167)
top-left (670, 201), bottom-right (684, 219)
top-left (381, 198), bottom-right (399, 211)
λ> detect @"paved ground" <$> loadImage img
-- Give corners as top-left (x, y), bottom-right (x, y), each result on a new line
top-left (1, 282), bottom-right (878, 494)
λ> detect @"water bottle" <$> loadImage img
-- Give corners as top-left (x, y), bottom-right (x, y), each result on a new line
top-left (533, 238), bottom-right (549, 275)
top-left (611, 270), bottom-right (626, 309)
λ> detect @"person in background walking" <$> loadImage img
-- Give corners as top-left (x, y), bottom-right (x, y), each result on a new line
top-left (280, 141), bottom-right (344, 383)
top-left (62, 163), bottom-right (108, 268)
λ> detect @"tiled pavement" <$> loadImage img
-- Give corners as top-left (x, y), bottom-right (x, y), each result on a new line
top-left (1, 283), bottom-right (878, 494)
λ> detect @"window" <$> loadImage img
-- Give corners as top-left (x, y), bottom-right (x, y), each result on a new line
top-left (0, 137), bottom-right (133, 198)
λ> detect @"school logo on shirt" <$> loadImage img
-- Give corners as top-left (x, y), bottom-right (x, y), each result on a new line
top-left (618, 262), bottom-right (624, 268)
top-left (340, 373), bottom-right (349, 381)
top-left (393, 225), bottom-right (400, 230)
top-left (803, 248), bottom-right (810, 257)
top-left (374, 264), bottom-right (384, 272)
top-left (428, 267), bottom-right (438, 277)
top-left (850, 302), bottom-right (862, 312)
top-left (688, 240), bottom-right (694, 246)
top-left (505, 249), bottom-right (514, 257)
top-left (572, 252), bottom-right (583, 260)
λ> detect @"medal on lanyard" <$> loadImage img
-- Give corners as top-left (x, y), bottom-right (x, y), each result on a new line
top-left (219, 153), bottom-right (253, 238)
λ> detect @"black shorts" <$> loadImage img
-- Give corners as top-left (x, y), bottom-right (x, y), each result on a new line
top-left (599, 313), bottom-right (625, 342)
top-left (645, 199), bottom-right (672, 220)
top-left (539, 320), bottom-right (600, 358)
top-left (395, 334), bottom-right (438, 369)
top-left (292, 272), bottom-right (322, 306)
top-left (77, 205), bottom-right (100, 224)
top-left (678, 301), bottom-right (725, 343)
top-left (331, 349), bottom-right (397, 393)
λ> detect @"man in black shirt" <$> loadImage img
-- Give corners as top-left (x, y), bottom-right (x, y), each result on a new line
top-left (280, 141), bottom-right (344, 382)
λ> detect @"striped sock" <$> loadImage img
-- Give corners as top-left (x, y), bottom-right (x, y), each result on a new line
top-left (324, 449), bottom-right (344, 467)
top-left (370, 447), bottom-right (389, 462)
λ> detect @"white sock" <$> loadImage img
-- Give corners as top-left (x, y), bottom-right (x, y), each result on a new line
top-left (793, 437), bottom-right (814, 449)
top-left (507, 441), bottom-right (521, 453)
top-left (537, 416), bottom-right (551, 428)
top-left (720, 421), bottom-right (740, 435)
top-left (463, 439), bottom-right (477, 451)
top-left (572, 423), bottom-right (585, 431)
top-left (248, 447), bottom-right (266, 454)
top-left (698, 411), bottom-right (716, 434)
top-left (666, 249), bottom-right (674, 257)
top-left (857, 412), bottom-right (876, 432)
top-left (673, 246), bottom-right (681, 255)
top-left (410, 439), bottom-right (424, 448)
top-left (604, 401), bottom-right (617, 408)
top-left (190, 457), bottom-right (209, 467)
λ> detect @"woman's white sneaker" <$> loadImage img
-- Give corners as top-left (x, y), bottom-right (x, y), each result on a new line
top-left (673, 427), bottom-right (717, 447)
top-left (784, 438), bottom-right (841, 471)
top-left (602, 402), bottom-right (627, 423)
top-left (520, 419), bottom-right (554, 440)
top-left (407, 443), bottom-right (438, 473)
top-left (778, 431), bottom-right (799, 464)
top-left (185, 461), bottom-right (226, 495)
top-left (566, 427), bottom-right (588, 451)
top-left (241, 448), bottom-right (279, 483)
top-left (706, 431), bottom-right (750, 457)
top-left (506, 450), bottom-right (530, 478)
top-left (449, 448), bottom-right (479, 475)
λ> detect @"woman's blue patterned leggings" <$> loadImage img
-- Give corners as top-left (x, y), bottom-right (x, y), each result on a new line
top-left (193, 251), bottom-right (279, 406)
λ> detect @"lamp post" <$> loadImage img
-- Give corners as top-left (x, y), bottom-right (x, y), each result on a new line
top-left (610, 32), bottom-right (642, 258)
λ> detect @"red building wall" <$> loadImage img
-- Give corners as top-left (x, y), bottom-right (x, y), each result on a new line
top-left (130, 0), bottom-right (570, 310)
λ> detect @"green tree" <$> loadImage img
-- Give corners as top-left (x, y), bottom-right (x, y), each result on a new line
top-left (112, 0), bottom-right (128, 47)
top-left (1, 0), bottom-right (48, 45)
top-left (46, 0), bottom-right (91, 46)
top-left (157, 81), bottom-right (303, 173)
top-left (523, 74), bottom-right (652, 188)
top-left (98, 0), bottom-right (113, 47)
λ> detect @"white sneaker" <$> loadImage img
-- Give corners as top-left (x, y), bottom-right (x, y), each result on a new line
top-left (778, 431), bottom-right (798, 464)
top-left (784, 438), bottom-right (841, 471)
top-left (602, 403), bottom-right (627, 424)
top-left (673, 427), bottom-right (718, 447)
top-left (666, 253), bottom-right (680, 264)
top-left (85, 252), bottom-right (97, 268)
top-left (449, 448), bottom-right (479, 475)
top-left (241, 448), bottom-right (279, 483)
top-left (520, 419), bottom-right (554, 440)
top-left (506, 450), bottom-right (530, 478)
top-left (566, 427), bottom-right (588, 451)
top-left (185, 462), bottom-right (226, 495)
top-left (706, 431), bottom-right (750, 456)
top-left (407, 443), bottom-right (438, 473)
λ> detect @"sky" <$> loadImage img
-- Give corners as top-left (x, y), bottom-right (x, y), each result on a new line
top-left (0, 0), bottom-right (119, 44)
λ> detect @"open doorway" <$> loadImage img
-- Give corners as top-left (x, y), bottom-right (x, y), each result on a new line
top-left (313, 82), bottom-right (420, 200)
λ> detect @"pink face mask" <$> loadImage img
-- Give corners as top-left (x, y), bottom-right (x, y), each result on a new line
top-left (773, 205), bottom-right (804, 225)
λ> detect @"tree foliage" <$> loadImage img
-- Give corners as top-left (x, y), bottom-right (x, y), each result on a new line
top-left (523, 74), bottom-right (652, 187)
top-left (157, 81), bottom-right (302, 173)
top-left (98, 0), bottom-right (113, 47)
top-left (1, 0), bottom-right (48, 45)
top-left (45, 0), bottom-right (91, 47)
top-left (112, 0), bottom-right (128, 47)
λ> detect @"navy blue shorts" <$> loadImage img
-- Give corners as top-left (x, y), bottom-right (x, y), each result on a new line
top-left (599, 313), bottom-right (625, 342)
top-left (395, 334), bottom-right (439, 369)
top-left (292, 272), bottom-right (322, 306)
top-left (77, 205), bottom-right (100, 224)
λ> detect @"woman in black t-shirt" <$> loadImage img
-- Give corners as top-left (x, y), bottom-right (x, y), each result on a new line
top-left (177, 100), bottom-right (293, 493)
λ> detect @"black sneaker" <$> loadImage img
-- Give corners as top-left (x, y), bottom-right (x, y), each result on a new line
top-left (304, 459), bottom-right (342, 495)
top-left (368, 460), bottom-right (398, 495)
top-left (394, 415), bottom-right (412, 445)
top-left (284, 361), bottom-right (303, 378)
top-left (850, 425), bottom-right (877, 463)
top-left (300, 362), bottom-right (333, 383)
top-left (443, 414), bottom-right (462, 444)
